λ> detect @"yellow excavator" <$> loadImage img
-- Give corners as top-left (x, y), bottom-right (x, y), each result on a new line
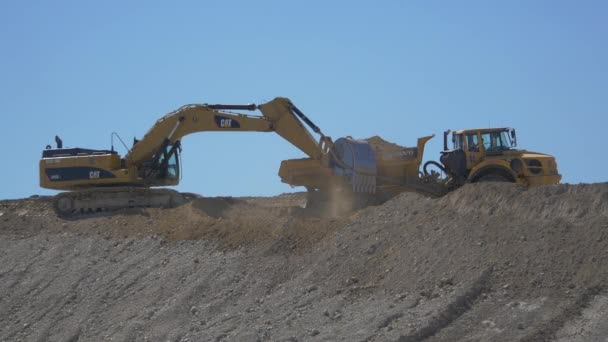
top-left (40, 97), bottom-right (339, 215)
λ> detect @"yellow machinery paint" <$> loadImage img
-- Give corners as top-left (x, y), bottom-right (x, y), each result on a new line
top-left (40, 98), bottom-right (561, 216)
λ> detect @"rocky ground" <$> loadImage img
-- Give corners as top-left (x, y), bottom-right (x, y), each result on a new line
top-left (1, 182), bottom-right (607, 341)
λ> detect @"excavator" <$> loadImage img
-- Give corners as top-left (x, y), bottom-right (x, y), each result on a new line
top-left (40, 98), bottom-right (338, 215)
top-left (40, 97), bottom-right (561, 216)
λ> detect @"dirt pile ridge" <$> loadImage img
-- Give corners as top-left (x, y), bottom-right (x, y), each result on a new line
top-left (0, 183), bottom-right (607, 341)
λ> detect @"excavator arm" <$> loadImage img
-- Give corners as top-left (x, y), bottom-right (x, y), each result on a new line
top-left (125, 97), bottom-right (327, 167)
top-left (256, 97), bottom-right (327, 160)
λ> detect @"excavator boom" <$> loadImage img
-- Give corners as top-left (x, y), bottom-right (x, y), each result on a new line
top-left (125, 97), bottom-right (325, 166)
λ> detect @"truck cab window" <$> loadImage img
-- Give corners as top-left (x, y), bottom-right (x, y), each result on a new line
top-left (454, 134), bottom-right (464, 150)
top-left (467, 134), bottom-right (479, 152)
top-left (481, 132), bottom-right (510, 151)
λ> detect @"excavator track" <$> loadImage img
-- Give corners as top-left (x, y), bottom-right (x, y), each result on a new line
top-left (53, 187), bottom-right (186, 216)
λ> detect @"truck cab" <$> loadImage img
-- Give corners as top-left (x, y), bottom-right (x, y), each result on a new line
top-left (440, 128), bottom-right (561, 187)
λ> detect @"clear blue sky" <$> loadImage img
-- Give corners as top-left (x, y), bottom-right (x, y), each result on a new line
top-left (1, 1), bottom-right (606, 199)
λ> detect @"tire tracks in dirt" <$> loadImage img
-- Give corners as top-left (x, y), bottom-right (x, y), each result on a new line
top-left (518, 286), bottom-right (604, 342)
top-left (396, 268), bottom-right (493, 342)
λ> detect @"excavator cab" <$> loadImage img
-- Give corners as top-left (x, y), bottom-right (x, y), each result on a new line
top-left (140, 140), bottom-right (181, 184)
top-left (157, 143), bottom-right (180, 180)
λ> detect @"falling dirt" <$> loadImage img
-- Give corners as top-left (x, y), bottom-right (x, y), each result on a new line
top-left (1, 183), bottom-right (607, 341)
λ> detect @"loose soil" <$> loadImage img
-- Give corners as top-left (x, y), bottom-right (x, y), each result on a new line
top-left (1, 183), bottom-right (607, 341)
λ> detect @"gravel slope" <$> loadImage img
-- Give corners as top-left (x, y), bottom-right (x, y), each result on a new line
top-left (0, 183), bottom-right (607, 341)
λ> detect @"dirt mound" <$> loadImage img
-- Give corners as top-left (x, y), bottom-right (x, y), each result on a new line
top-left (1, 183), bottom-right (607, 341)
top-left (366, 135), bottom-right (409, 151)
top-left (439, 182), bottom-right (608, 220)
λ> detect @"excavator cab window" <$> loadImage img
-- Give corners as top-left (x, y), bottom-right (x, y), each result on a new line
top-left (154, 142), bottom-right (180, 181)
top-left (165, 147), bottom-right (179, 180)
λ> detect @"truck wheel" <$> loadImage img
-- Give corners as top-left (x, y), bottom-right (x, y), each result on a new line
top-left (477, 174), bottom-right (510, 182)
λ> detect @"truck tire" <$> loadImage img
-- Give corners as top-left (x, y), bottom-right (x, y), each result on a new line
top-left (476, 174), bottom-right (511, 182)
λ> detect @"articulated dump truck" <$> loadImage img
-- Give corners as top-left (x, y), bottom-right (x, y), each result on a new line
top-left (278, 134), bottom-right (443, 211)
top-left (40, 97), bottom-right (560, 216)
